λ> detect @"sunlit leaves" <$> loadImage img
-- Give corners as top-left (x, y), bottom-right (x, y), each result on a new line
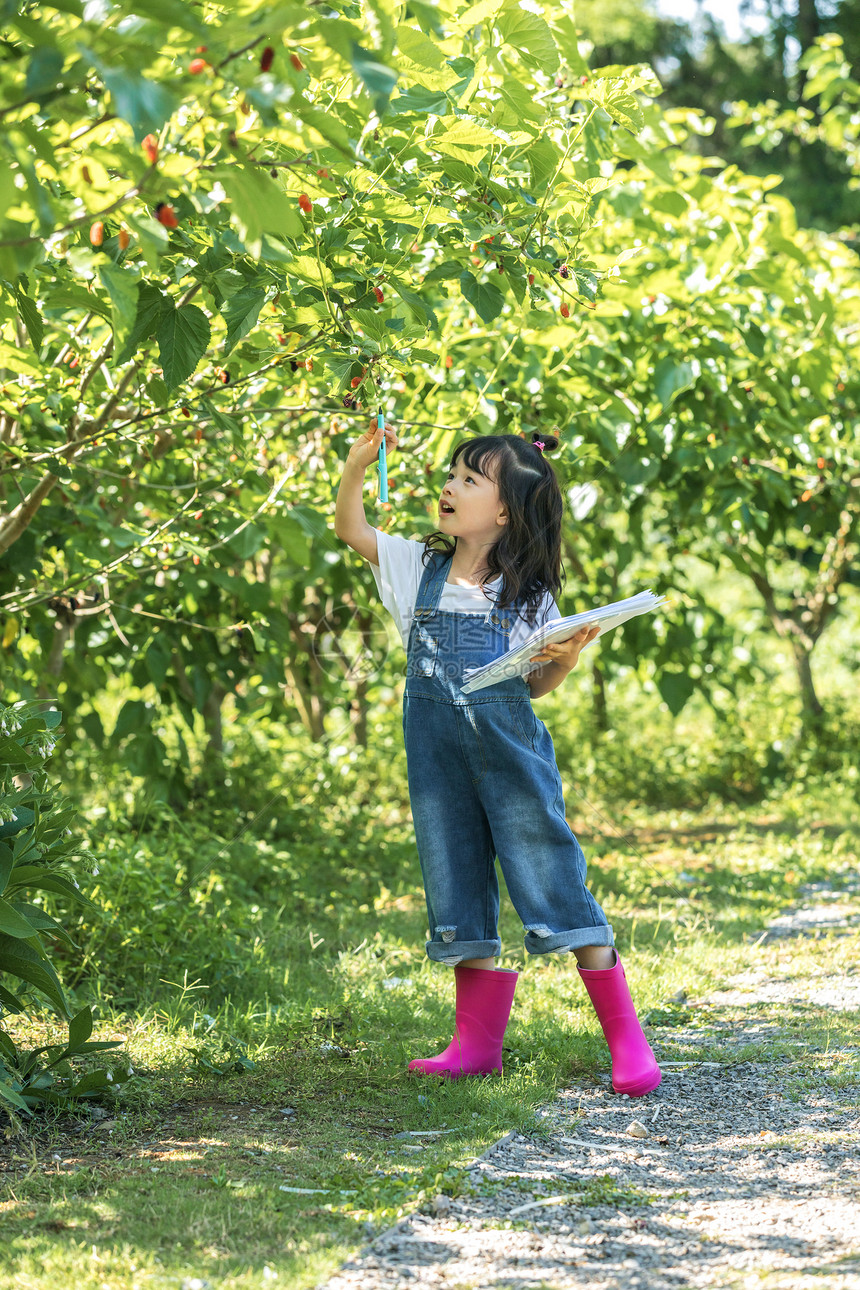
top-left (115, 282), bottom-right (165, 366)
top-left (15, 291), bottom-right (44, 354)
top-left (221, 288), bottom-right (268, 355)
top-left (350, 42), bottom-right (399, 114)
top-left (90, 61), bottom-right (179, 142)
top-left (496, 0), bottom-right (558, 75)
top-left (216, 167), bottom-right (304, 254)
top-left (156, 303), bottom-right (211, 391)
top-left (98, 262), bottom-right (140, 354)
top-left (458, 270), bottom-right (505, 323)
top-left (654, 358), bottom-right (698, 409)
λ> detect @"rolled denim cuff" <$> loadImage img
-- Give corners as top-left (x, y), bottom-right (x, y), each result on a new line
top-left (524, 924), bottom-right (615, 956)
top-left (426, 937), bottom-right (502, 965)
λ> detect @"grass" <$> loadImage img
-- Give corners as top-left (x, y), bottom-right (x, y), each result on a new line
top-left (1, 790), bottom-right (858, 1289)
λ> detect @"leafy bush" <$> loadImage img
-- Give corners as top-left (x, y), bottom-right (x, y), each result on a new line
top-left (0, 701), bottom-right (127, 1116)
top-left (47, 717), bottom-right (417, 1009)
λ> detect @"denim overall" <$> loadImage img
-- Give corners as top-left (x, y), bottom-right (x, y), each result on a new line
top-left (403, 549), bottom-right (614, 965)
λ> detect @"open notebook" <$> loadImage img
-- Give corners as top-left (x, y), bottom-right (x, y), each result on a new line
top-left (459, 590), bottom-right (667, 695)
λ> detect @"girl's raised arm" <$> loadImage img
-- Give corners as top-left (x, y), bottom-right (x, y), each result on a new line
top-left (334, 420), bottom-right (398, 564)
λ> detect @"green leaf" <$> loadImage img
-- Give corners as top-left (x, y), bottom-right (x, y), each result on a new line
top-left (115, 282), bottom-right (166, 366)
top-left (0, 1079), bottom-right (31, 1114)
top-left (498, 78), bottom-right (545, 127)
top-left (25, 47), bottom-right (65, 99)
top-left (614, 453), bottom-right (661, 487)
top-left (394, 25), bottom-right (459, 91)
top-left (123, 0), bottom-right (206, 36)
top-left (654, 358), bottom-right (697, 409)
top-left (0, 842), bottom-right (13, 896)
top-left (4, 869), bottom-right (97, 911)
top-left (0, 736), bottom-right (33, 769)
top-left (292, 103), bottom-right (354, 157)
top-left (98, 262), bottom-right (139, 353)
top-left (16, 291), bottom-right (44, 354)
top-left (144, 637), bottom-right (171, 689)
top-left (157, 303), bottom-right (211, 392)
top-left (388, 278), bottom-right (438, 330)
top-left (126, 212), bottom-right (170, 271)
top-left (459, 270), bottom-right (505, 324)
top-left (71, 1069), bottom-right (111, 1095)
top-left (114, 700), bottom-right (148, 740)
top-left (745, 323), bottom-right (766, 358)
top-left (221, 288), bottom-right (267, 356)
top-left (9, 903), bottom-right (75, 948)
top-left (98, 66), bottom-right (179, 143)
top-left (389, 84), bottom-right (449, 115)
top-left (68, 1006), bottom-right (94, 1050)
top-left (324, 354), bottom-right (356, 393)
top-left (0, 897), bottom-right (38, 939)
top-left (0, 935), bottom-right (69, 1017)
top-left (431, 118), bottom-right (499, 163)
top-left (497, 0), bottom-right (558, 73)
top-left (0, 981), bottom-right (25, 1014)
top-left (225, 523), bottom-right (266, 561)
top-left (588, 80), bottom-right (644, 133)
top-left (0, 807), bottom-right (35, 840)
top-left (217, 167), bottom-right (304, 253)
top-left (657, 671), bottom-right (695, 716)
top-left (42, 284), bottom-right (111, 320)
top-left (527, 135), bottom-right (560, 191)
top-left (351, 42), bottom-right (399, 112)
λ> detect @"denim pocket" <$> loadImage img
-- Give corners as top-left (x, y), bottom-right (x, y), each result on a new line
top-left (508, 700), bottom-right (539, 750)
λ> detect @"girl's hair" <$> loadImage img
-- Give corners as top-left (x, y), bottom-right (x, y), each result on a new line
top-left (422, 432), bottom-right (565, 627)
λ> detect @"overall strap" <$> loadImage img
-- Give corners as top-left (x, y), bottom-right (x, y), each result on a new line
top-left (413, 549), bottom-right (452, 620)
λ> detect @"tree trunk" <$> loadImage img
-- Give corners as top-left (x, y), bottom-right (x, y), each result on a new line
top-left (284, 657), bottom-right (326, 741)
top-left (351, 672), bottom-right (369, 748)
top-left (591, 659), bottom-right (610, 733)
top-left (202, 683), bottom-right (226, 757)
top-left (797, 0), bottom-right (820, 55)
top-left (795, 0), bottom-right (821, 108)
top-left (790, 639), bottom-right (823, 722)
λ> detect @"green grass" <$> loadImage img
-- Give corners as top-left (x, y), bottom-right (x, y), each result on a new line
top-left (2, 789), bottom-right (858, 1289)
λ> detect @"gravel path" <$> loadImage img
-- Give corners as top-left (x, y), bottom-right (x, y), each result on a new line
top-left (318, 889), bottom-right (860, 1290)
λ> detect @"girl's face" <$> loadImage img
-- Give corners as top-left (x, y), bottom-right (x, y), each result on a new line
top-left (438, 457), bottom-right (508, 542)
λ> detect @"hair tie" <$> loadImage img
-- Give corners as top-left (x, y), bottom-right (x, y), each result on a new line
top-left (533, 440), bottom-right (546, 454)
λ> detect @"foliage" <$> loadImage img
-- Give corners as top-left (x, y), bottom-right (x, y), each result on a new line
top-left (0, 2), bottom-right (858, 797)
top-left (0, 0), bottom-right (668, 779)
top-left (730, 33), bottom-right (860, 203)
top-left (636, 0), bottom-right (860, 232)
top-left (0, 700), bottom-right (126, 1114)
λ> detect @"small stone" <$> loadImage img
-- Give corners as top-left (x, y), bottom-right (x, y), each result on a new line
top-left (626, 1120), bottom-right (649, 1139)
top-left (432, 1194), bottom-right (453, 1215)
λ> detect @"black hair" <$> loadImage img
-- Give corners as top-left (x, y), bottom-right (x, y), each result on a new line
top-left (422, 432), bottom-right (565, 628)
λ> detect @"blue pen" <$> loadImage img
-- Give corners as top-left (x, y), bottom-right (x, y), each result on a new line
top-left (377, 408), bottom-right (388, 503)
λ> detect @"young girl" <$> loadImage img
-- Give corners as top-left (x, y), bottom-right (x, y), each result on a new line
top-left (334, 423), bottom-right (661, 1097)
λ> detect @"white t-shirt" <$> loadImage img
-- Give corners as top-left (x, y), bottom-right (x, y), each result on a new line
top-left (369, 529), bottom-right (561, 672)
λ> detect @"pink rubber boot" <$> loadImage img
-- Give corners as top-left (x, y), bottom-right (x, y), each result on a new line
top-left (578, 953), bottom-right (661, 1096)
top-left (408, 965), bottom-right (519, 1078)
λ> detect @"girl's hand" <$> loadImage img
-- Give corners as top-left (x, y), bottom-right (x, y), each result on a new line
top-left (529, 624), bottom-right (601, 672)
top-left (347, 418), bottom-right (399, 472)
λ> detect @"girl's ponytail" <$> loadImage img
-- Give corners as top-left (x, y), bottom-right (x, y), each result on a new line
top-left (529, 431), bottom-right (560, 455)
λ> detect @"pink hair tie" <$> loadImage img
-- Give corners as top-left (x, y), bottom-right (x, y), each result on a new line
top-left (533, 440), bottom-right (546, 453)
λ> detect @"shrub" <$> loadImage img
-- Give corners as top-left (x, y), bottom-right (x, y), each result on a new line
top-left (0, 701), bottom-right (127, 1116)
